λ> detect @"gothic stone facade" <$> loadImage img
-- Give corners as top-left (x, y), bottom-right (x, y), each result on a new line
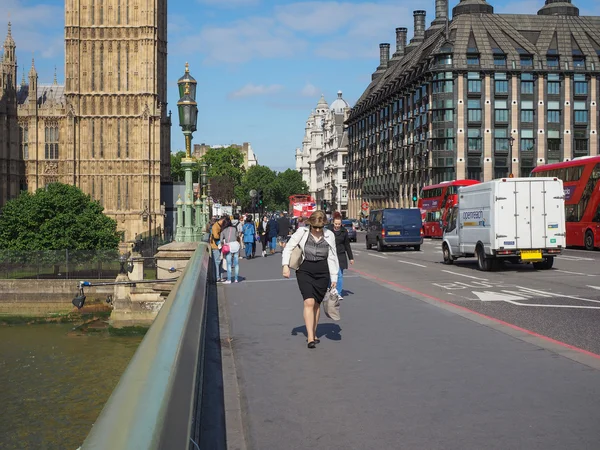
top-left (346, 0), bottom-right (600, 219)
top-left (0, 0), bottom-right (171, 241)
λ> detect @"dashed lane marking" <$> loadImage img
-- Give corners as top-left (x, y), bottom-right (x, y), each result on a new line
top-left (558, 255), bottom-right (595, 261)
top-left (397, 260), bottom-right (427, 268)
top-left (555, 270), bottom-right (597, 277)
top-left (441, 270), bottom-right (489, 281)
top-left (367, 253), bottom-right (388, 259)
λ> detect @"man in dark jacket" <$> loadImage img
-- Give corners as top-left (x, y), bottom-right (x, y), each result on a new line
top-left (266, 215), bottom-right (279, 254)
top-left (276, 212), bottom-right (291, 249)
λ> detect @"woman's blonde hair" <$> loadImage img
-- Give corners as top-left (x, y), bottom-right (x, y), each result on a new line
top-left (307, 210), bottom-right (328, 228)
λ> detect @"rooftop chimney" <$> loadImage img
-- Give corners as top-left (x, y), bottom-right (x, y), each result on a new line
top-left (372, 43), bottom-right (391, 80)
top-left (412, 11), bottom-right (426, 44)
top-left (379, 43), bottom-right (390, 69)
top-left (434, 0), bottom-right (448, 24)
top-left (394, 27), bottom-right (408, 58)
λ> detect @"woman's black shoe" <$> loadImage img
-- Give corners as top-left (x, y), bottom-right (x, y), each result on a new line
top-left (307, 341), bottom-right (316, 349)
top-left (314, 338), bottom-right (320, 344)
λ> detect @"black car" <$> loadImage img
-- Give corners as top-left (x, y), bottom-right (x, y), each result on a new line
top-left (342, 220), bottom-right (357, 242)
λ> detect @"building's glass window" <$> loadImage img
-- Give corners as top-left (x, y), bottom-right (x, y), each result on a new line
top-left (494, 128), bottom-right (510, 153)
top-left (520, 56), bottom-right (533, 67)
top-left (494, 55), bottom-right (506, 67)
top-left (91, 0), bottom-right (95, 24)
top-left (432, 80), bottom-right (453, 93)
top-left (467, 54), bottom-right (480, 65)
top-left (573, 57), bottom-right (585, 68)
top-left (99, 0), bottom-right (103, 24)
top-left (19, 124), bottom-right (29, 160)
top-left (117, 0), bottom-right (121, 24)
top-left (574, 129), bottom-right (588, 157)
top-left (91, 44), bottom-right (95, 91)
top-left (548, 81), bottom-right (560, 95)
top-left (467, 99), bottom-right (482, 122)
top-left (495, 80), bottom-right (508, 94)
top-left (45, 123), bottom-right (59, 160)
top-left (521, 73), bottom-right (534, 94)
top-left (546, 56), bottom-right (559, 68)
top-left (91, 122), bottom-right (95, 158)
top-left (117, 121), bottom-right (121, 157)
top-left (520, 129), bottom-right (535, 152)
top-left (100, 121), bottom-right (104, 158)
top-left (547, 130), bottom-right (561, 163)
top-left (468, 129), bottom-right (482, 152)
top-left (574, 74), bottom-right (588, 95)
top-left (435, 54), bottom-right (452, 65)
top-left (494, 100), bottom-right (508, 123)
top-left (467, 72), bottom-right (481, 93)
top-left (574, 101), bottom-right (588, 124)
top-left (432, 110), bottom-right (453, 122)
top-left (547, 101), bottom-right (560, 123)
top-left (521, 100), bottom-right (534, 123)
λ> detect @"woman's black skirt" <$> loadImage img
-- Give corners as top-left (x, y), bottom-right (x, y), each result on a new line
top-left (296, 259), bottom-right (330, 303)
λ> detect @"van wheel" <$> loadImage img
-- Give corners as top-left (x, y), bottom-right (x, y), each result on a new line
top-left (533, 257), bottom-right (554, 270)
top-left (585, 230), bottom-right (594, 251)
top-left (476, 247), bottom-right (492, 271)
top-left (366, 236), bottom-right (372, 250)
top-left (413, 245), bottom-right (421, 251)
top-left (442, 244), bottom-right (453, 265)
top-left (377, 239), bottom-right (385, 252)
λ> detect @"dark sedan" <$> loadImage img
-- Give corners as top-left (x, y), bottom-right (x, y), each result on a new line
top-left (342, 220), bottom-right (357, 242)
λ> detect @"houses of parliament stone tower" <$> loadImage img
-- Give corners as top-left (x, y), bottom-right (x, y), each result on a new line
top-left (0, 0), bottom-right (171, 241)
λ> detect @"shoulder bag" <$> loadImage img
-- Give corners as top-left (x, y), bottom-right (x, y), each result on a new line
top-left (289, 245), bottom-right (303, 270)
top-left (323, 288), bottom-right (341, 321)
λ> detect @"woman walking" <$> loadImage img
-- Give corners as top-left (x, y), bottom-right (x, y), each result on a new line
top-left (282, 211), bottom-right (339, 349)
top-left (258, 214), bottom-right (269, 257)
top-left (242, 215), bottom-right (256, 259)
top-left (328, 212), bottom-right (354, 299)
top-left (220, 217), bottom-right (241, 284)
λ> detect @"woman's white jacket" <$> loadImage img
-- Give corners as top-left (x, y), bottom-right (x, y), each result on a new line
top-left (282, 227), bottom-right (340, 283)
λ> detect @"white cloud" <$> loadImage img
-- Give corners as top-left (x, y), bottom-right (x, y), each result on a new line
top-left (228, 83), bottom-right (284, 99)
top-left (176, 16), bottom-right (307, 64)
top-left (301, 82), bottom-right (319, 97)
top-left (174, 1), bottom-right (415, 64)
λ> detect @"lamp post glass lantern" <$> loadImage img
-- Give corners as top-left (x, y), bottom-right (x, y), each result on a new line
top-left (175, 63), bottom-right (203, 242)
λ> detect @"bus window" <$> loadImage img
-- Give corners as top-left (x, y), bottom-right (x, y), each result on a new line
top-left (593, 205), bottom-right (600, 223)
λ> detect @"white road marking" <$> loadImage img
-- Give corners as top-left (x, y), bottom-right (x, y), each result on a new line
top-left (555, 270), bottom-right (596, 277)
top-left (368, 253), bottom-right (388, 259)
top-left (241, 275), bottom-right (360, 283)
top-left (472, 291), bottom-right (527, 301)
top-left (587, 285), bottom-right (600, 291)
top-left (441, 270), bottom-right (488, 281)
top-left (396, 260), bottom-right (427, 268)
top-left (558, 255), bottom-right (595, 261)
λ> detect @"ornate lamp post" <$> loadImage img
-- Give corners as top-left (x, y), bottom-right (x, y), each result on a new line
top-left (175, 63), bottom-right (199, 242)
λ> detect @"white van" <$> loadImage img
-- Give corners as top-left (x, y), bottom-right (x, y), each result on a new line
top-left (441, 177), bottom-right (565, 271)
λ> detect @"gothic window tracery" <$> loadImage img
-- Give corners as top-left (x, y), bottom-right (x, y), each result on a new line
top-left (45, 122), bottom-right (59, 160)
top-left (19, 123), bottom-right (29, 160)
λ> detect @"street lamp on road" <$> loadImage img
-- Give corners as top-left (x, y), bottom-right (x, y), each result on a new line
top-left (175, 63), bottom-right (200, 242)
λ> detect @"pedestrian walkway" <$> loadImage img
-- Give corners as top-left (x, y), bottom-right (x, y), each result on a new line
top-left (221, 253), bottom-right (600, 450)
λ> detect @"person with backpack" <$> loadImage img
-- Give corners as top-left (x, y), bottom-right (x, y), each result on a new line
top-left (242, 215), bottom-right (256, 259)
top-left (220, 217), bottom-right (241, 283)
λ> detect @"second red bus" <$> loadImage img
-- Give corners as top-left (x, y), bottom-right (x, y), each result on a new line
top-left (531, 156), bottom-right (600, 250)
top-left (419, 179), bottom-right (481, 238)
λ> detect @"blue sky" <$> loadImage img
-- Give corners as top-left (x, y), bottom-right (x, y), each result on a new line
top-left (3, 0), bottom-right (600, 172)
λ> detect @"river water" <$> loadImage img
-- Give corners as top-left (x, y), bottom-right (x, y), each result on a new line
top-left (0, 324), bottom-right (142, 450)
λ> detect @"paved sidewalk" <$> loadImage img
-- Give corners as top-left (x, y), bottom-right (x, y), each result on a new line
top-left (222, 253), bottom-right (600, 450)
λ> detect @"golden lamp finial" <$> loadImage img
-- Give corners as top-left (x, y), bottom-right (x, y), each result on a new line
top-left (185, 62), bottom-right (189, 73)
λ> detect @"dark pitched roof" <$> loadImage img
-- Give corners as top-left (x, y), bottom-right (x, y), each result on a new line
top-left (349, 4), bottom-right (600, 120)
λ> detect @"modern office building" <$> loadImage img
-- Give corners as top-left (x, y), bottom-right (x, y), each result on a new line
top-left (346, 0), bottom-right (600, 218)
top-left (296, 92), bottom-right (351, 215)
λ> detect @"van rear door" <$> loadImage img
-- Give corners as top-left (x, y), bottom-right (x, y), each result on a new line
top-left (401, 210), bottom-right (422, 240)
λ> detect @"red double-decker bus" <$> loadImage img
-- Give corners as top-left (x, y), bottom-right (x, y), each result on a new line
top-left (289, 194), bottom-right (317, 218)
top-left (418, 179), bottom-right (481, 237)
top-left (531, 156), bottom-right (600, 250)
